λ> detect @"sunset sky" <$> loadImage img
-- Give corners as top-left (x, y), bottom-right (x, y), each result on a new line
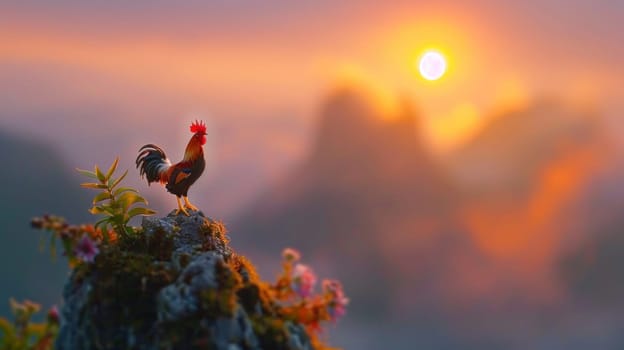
top-left (1, 0), bottom-right (623, 216)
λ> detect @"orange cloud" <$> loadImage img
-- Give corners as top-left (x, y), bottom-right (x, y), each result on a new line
top-left (462, 137), bottom-right (608, 281)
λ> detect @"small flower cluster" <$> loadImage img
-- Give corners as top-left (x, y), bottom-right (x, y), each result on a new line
top-left (31, 214), bottom-right (109, 267)
top-left (322, 279), bottom-right (348, 321)
top-left (31, 158), bottom-right (155, 268)
top-left (0, 299), bottom-right (59, 350)
top-left (272, 248), bottom-right (349, 333)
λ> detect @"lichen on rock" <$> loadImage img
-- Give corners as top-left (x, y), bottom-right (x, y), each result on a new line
top-left (55, 211), bottom-right (314, 350)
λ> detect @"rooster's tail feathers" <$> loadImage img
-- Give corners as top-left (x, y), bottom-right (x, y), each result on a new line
top-left (136, 144), bottom-right (171, 185)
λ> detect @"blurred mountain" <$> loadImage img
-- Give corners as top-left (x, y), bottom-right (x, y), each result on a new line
top-left (232, 91), bottom-right (624, 348)
top-left (232, 87), bottom-right (488, 347)
top-left (447, 100), bottom-right (616, 270)
top-left (555, 142), bottom-right (624, 345)
top-left (447, 99), bottom-right (606, 196)
top-left (0, 128), bottom-right (91, 317)
top-left (447, 99), bottom-right (624, 348)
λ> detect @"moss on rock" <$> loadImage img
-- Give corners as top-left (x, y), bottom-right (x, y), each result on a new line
top-left (56, 211), bottom-right (315, 350)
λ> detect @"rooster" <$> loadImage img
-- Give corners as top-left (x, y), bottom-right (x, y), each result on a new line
top-left (136, 120), bottom-right (207, 216)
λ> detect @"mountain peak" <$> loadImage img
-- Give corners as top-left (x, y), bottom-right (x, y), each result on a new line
top-left (311, 86), bottom-right (427, 170)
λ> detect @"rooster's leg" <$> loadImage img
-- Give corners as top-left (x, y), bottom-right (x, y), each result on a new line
top-left (175, 197), bottom-right (190, 216)
top-left (183, 196), bottom-right (199, 211)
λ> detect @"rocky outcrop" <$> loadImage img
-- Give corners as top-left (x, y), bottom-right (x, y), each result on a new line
top-left (56, 211), bottom-right (313, 350)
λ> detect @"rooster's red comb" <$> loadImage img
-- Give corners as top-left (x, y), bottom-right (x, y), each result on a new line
top-left (190, 120), bottom-right (207, 134)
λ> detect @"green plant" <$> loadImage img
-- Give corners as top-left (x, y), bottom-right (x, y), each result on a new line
top-left (77, 157), bottom-right (155, 240)
top-left (0, 299), bottom-right (59, 350)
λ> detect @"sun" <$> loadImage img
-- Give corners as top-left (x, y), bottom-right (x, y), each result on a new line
top-left (418, 50), bottom-right (447, 81)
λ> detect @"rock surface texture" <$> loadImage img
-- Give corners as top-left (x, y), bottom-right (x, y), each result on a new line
top-left (56, 211), bottom-right (313, 350)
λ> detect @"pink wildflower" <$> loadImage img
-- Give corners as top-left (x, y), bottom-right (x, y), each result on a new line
top-left (47, 305), bottom-right (60, 324)
top-left (323, 280), bottom-right (349, 321)
top-left (75, 235), bottom-right (99, 263)
top-left (282, 248), bottom-right (301, 262)
top-left (292, 263), bottom-right (317, 298)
